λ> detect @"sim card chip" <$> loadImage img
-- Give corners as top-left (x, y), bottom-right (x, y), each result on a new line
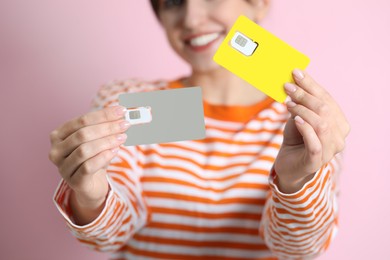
top-left (130, 110), bottom-right (140, 119)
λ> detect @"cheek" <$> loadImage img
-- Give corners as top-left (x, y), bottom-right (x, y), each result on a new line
top-left (165, 30), bottom-right (183, 53)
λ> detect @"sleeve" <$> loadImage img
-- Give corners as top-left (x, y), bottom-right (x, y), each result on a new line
top-left (259, 154), bottom-right (342, 259)
top-left (52, 80), bottom-right (151, 252)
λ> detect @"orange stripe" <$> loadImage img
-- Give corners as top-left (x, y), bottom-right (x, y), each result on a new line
top-left (150, 206), bottom-right (261, 221)
top-left (273, 190), bottom-right (329, 220)
top-left (132, 234), bottom-right (269, 251)
top-left (273, 165), bottom-right (328, 203)
top-left (143, 162), bottom-right (270, 182)
top-left (156, 143), bottom-right (276, 159)
top-left (111, 176), bottom-right (137, 201)
top-left (142, 176), bottom-right (269, 193)
top-left (109, 170), bottom-right (136, 187)
top-left (146, 221), bottom-right (260, 235)
top-left (273, 168), bottom-right (331, 210)
top-left (72, 194), bottom-right (117, 232)
top-left (207, 125), bottom-right (283, 135)
top-left (122, 244), bottom-right (278, 260)
top-left (194, 137), bottom-right (281, 148)
top-left (270, 208), bottom-right (334, 235)
top-left (268, 224), bottom-right (332, 256)
top-left (144, 191), bottom-right (265, 205)
top-left (144, 163), bottom-right (235, 182)
top-left (144, 148), bottom-right (275, 164)
top-left (94, 203), bottom-right (126, 238)
top-left (206, 116), bottom-right (287, 134)
top-left (143, 149), bottom-right (274, 171)
top-left (267, 216), bottom-right (333, 247)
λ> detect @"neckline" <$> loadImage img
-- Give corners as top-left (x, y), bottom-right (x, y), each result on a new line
top-left (168, 79), bottom-right (275, 123)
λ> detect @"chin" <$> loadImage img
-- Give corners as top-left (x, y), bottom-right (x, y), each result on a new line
top-left (191, 62), bottom-right (221, 74)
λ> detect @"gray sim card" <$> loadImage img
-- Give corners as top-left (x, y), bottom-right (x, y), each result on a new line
top-left (119, 87), bottom-right (206, 146)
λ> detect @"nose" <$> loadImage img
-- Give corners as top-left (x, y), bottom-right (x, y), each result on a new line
top-left (183, 0), bottom-right (207, 30)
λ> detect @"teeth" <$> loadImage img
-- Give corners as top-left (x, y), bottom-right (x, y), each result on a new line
top-left (189, 33), bottom-right (220, 47)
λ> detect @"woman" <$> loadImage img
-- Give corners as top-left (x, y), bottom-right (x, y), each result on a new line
top-left (49, 0), bottom-right (350, 259)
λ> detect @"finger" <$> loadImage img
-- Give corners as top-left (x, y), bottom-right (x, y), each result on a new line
top-left (55, 106), bottom-right (127, 141)
top-left (70, 150), bottom-right (118, 193)
top-left (58, 119), bottom-right (130, 160)
top-left (284, 83), bottom-right (323, 113)
top-left (293, 115), bottom-right (323, 174)
top-left (292, 69), bottom-right (329, 98)
top-left (286, 102), bottom-right (328, 141)
top-left (285, 83), bottom-right (333, 119)
top-left (59, 133), bottom-right (127, 180)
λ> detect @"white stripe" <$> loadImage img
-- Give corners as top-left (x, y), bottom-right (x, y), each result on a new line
top-left (163, 139), bottom-right (279, 154)
top-left (139, 227), bottom-right (264, 244)
top-left (142, 155), bottom-right (273, 180)
top-left (270, 203), bottom-right (334, 237)
top-left (245, 119), bottom-right (286, 131)
top-left (143, 168), bottom-right (270, 190)
top-left (151, 212), bottom-right (261, 229)
top-left (111, 251), bottom-right (157, 260)
top-left (273, 167), bottom-right (330, 205)
top-left (273, 177), bottom-right (333, 218)
top-left (126, 239), bottom-right (272, 259)
top-left (147, 198), bottom-right (264, 215)
top-left (205, 117), bottom-right (244, 130)
top-left (146, 144), bottom-right (279, 166)
top-left (143, 183), bottom-right (268, 200)
top-left (206, 128), bottom-right (283, 142)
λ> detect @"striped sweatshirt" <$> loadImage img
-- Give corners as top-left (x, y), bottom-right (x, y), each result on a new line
top-left (54, 78), bottom-right (341, 260)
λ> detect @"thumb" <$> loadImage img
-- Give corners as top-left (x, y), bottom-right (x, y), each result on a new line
top-left (282, 117), bottom-right (303, 146)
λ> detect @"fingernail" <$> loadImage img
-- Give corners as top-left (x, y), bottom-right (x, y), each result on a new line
top-left (284, 96), bottom-right (292, 103)
top-left (117, 133), bottom-right (127, 141)
top-left (286, 101), bottom-right (297, 108)
top-left (115, 106), bottom-right (127, 116)
top-left (120, 121), bottom-right (130, 130)
top-left (284, 83), bottom-right (297, 93)
top-left (294, 115), bottom-right (305, 125)
top-left (293, 69), bottom-right (305, 80)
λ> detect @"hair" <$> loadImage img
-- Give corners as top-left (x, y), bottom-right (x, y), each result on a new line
top-left (150, 0), bottom-right (159, 17)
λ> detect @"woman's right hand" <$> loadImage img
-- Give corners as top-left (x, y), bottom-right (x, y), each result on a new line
top-left (49, 106), bottom-right (129, 213)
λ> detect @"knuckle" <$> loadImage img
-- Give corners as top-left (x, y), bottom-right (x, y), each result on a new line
top-left (317, 103), bottom-right (330, 116)
top-left (77, 144), bottom-right (90, 158)
top-left (109, 121), bottom-right (118, 135)
top-left (77, 115), bottom-right (89, 126)
top-left (77, 162), bottom-right (88, 176)
top-left (308, 146), bottom-right (322, 158)
top-left (108, 135), bottom-right (118, 147)
top-left (103, 108), bottom-right (111, 122)
top-left (316, 121), bottom-right (329, 135)
top-left (75, 129), bottom-right (90, 142)
top-left (58, 163), bottom-right (67, 177)
top-left (49, 130), bottom-right (58, 143)
top-left (294, 89), bottom-right (305, 101)
top-left (335, 139), bottom-right (345, 153)
top-left (48, 149), bottom-right (58, 164)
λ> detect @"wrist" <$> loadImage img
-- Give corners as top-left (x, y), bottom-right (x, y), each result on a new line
top-left (69, 188), bottom-right (109, 226)
top-left (273, 168), bottom-right (315, 194)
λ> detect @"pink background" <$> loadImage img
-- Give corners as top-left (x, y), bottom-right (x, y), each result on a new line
top-left (1, 0), bottom-right (389, 259)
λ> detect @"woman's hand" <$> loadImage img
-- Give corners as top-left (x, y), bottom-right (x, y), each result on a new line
top-left (274, 69), bottom-right (350, 193)
top-left (49, 106), bottom-right (129, 212)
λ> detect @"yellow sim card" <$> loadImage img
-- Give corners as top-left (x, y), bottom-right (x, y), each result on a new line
top-left (213, 15), bottom-right (310, 103)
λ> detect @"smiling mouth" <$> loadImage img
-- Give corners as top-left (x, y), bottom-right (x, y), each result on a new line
top-left (185, 32), bottom-right (222, 50)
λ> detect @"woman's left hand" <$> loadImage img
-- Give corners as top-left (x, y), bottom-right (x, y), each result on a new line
top-left (274, 69), bottom-right (350, 193)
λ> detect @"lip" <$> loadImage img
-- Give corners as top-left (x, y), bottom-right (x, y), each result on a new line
top-left (183, 32), bottom-right (220, 41)
top-left (183, 32), bottom-right (224, 52)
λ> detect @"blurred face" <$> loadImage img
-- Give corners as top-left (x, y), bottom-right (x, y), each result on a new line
top-left (158, 0), bottom-right (269, 73)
